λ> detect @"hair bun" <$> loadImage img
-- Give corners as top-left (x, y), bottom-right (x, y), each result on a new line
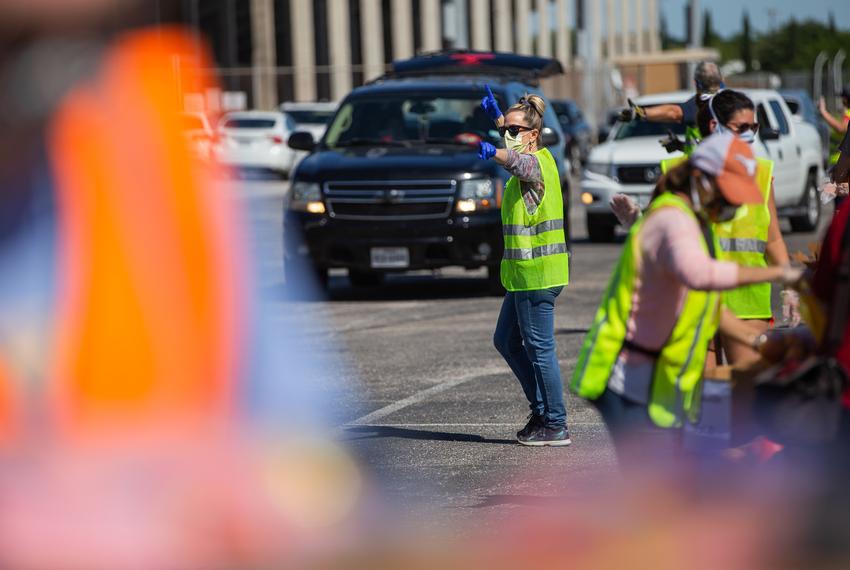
top-left (523, 94), bottom-right (546, 117)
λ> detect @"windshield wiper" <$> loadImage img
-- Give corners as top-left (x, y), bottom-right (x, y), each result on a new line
top-left (333, 138), bottom-right (410, 148)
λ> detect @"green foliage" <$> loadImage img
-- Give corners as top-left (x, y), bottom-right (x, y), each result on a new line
top-left (755, 19), bottom-right (850, 73)
top-left (740, 11), bottom-right (753, 71)
top-left (702, 10), bottom-right (718, 47)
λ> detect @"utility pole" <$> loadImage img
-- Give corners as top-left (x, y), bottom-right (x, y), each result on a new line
top-left (250, 0), bottom-right (278, 109)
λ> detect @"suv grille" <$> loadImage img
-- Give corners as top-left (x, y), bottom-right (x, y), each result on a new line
top-left (324, 180), bottom-right (456, 220)
top-left (617, 164), bottom-right (662, 185)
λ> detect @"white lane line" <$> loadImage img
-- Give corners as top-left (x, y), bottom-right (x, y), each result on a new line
top-left (342, 358), bottom-right (578, 429)
top-left (343, 366), bottom-right (506, 427)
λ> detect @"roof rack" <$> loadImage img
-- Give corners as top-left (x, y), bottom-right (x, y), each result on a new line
top-left (375, 50), bottom-right (564, 86)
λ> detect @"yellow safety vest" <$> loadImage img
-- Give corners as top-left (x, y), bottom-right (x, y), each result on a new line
top-left (660, 156), bottom-right (774, 319)
top-left (570, 192), bottom-right (721, 428)
top-left (500, 148), bottom-right (569, 291)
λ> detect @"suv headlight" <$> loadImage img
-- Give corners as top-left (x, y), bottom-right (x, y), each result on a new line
top-left (456, 178), bottom-right (498, 213)
top-left (289, 181), bottom-right (325, 214)
top-left (585, 162), bottom-right (613, 178)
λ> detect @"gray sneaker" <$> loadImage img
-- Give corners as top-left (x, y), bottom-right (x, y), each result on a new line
top-left (517, 425), bottom-right (572, 447)
top-left (516, 413), bottom-right (545, 440)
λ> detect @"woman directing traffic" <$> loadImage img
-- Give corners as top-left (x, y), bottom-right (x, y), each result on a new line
top-left (478, 87), bottom-right (571, 446)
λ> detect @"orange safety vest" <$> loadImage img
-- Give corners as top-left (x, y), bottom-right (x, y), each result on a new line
top-left (0, 28), bottom-right (245, 443)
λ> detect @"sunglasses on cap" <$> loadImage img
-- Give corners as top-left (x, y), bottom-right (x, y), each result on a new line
top-left (498, 124), bottom-right (533, 137)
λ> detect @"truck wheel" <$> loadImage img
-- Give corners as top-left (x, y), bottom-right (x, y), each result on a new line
top-left (586, 215), bottom-right (616, 243)
top-left (349, 270), bottom-right (384, 288)
top-left (487, 265), bottom-right (506, 296)
top-left (789, 172), bottom-right (821, 233)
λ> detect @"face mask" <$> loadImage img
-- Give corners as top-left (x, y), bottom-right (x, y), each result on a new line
top-left (504, 130), bottom-right (527, 152)
top-left (738, 130), bottom-right (756, 145)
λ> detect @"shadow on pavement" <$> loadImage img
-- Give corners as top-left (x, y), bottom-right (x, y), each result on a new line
top-left (555, 327), bottom-right (589, 336)
top-left (341, 425), bottom-right (515, 445)
top-left (271, 273), bottom-right (501, 302)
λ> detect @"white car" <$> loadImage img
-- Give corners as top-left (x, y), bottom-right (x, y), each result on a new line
top-left (216, 111), bottom-right (297, 177)
top-left (280, 102), bottom-right (337, 171)
top-left (280, 101), bottom-right (337, 141)
top-left (581, 89), bottom-right (824, 242)
top-left (180, 112), bottom-right (215, 160)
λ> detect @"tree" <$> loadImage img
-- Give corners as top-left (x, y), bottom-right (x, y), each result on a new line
top-left (702, 10), bottom-right (717, 47)
top-left (740, 11), bottom-right (753, 72)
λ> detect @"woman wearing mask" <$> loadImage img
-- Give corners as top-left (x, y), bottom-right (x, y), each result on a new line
top-left (478, 87), bottom-right (571, 446)
top-left (573, 133), bottom-right (802, 459)
top-left (612, 90), bottom-right (797, 365)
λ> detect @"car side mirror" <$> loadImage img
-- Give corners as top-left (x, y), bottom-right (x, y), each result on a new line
top-left (760, 127), bottom-right (781, 141)
top-left (540, 127), bottom-right (560, 148)
top-left (288, 131), bottom-right (316, 151)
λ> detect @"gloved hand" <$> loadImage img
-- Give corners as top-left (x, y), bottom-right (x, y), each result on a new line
top-left (481, 85), bottom-right (503, 122)
top-left (609, 193), bottom-right (641, 227)
top-left (478, 141), bottom-right (496, 160)
top-left (617, 98), bottom-right (647, 122)
top-left (659, 129), bottom-right (686, 153)
top-left (780, 289), bottom-right (802, 328)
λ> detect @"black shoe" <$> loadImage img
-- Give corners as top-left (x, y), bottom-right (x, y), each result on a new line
top-left (517, 425), bottom-right (572, 447)
top-left (516, 413), bottom-right (545, 440)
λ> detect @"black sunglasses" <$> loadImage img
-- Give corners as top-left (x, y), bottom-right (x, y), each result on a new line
top-left (728, 122), bottom-right (759, 135)
top-left (498, 124), bottom-right (533, 137)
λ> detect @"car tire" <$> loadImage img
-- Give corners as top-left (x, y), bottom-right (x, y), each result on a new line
top-left (487, 265), bottom-right (506, 296)
top-left (586, 215), bottom-right (616, 243)
top-left (789, 171), bottom-right (821, 233)
top-left (349, 270), bottom-right (384, 288)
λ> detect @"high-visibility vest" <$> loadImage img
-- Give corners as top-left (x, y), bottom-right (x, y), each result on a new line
top-left (500, 147), bottom-right (569, 291)
top-left (0, 28), bottom-right (244, 442)
top-left (830, 110), bottom-right (850, 164)
top-left (570, 192), bottom-right (721, 428)
top-left (661, 156), bottom-right (774, 319)
top-left (683, 125), bottom-right (702, 155)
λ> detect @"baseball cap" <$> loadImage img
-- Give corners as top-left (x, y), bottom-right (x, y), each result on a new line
top-left (690, 132), bottom-right (762, 205)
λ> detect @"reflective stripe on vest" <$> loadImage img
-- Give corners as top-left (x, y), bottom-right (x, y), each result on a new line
top-left (503, 242), bottom-right (569, 260)
top-left (660, 156), bottom-right (774, 319)
top-left (718, 237), bottom-right (767, 254)
top-left (503, 218), bottom-right (565, 237)
top-left (570, 192), bottom-right (721, 428)
top-left (500, 148), bottom-right (569, 292)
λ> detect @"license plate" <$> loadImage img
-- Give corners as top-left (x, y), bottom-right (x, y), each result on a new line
top-left (370, 247), bottom-right (409, 269)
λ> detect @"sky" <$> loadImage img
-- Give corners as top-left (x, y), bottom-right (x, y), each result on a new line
top-left (659, 0), bottom-right (850, 38)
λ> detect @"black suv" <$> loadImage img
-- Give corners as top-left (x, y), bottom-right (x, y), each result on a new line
top-left (284, 51), bottom-right (570, 292)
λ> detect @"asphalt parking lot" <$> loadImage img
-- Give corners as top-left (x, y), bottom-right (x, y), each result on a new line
top-left (240, 178), bottom-right (829, 522)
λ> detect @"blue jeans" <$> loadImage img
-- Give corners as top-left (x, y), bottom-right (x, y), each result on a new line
top-left (493, 287), bottom-right (566, 428)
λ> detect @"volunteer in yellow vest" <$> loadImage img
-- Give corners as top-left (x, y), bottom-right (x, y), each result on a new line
top-left (478, 88), bottom-right (571, 446)
top-left (572, 133), bottom-right (802, 459)
top-left (688, 90), bottom-right (795, 364)
top-left (819, 85), bottom-right (850, 166)
top-left (613, 90), bottom-right (797, 365)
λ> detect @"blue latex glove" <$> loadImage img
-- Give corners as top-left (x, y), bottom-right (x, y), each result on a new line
top-left (478, 141), bottom-right (496, 160)
top-left (481, 85), bottom-right (502, 121)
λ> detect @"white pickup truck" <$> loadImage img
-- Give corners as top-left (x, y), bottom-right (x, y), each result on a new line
top-left (581, 89), bottom-right (824, 242)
